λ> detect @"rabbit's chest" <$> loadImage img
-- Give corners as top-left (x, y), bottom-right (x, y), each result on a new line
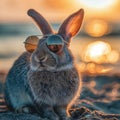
top-left (28, 69), bottom-right (80, 105)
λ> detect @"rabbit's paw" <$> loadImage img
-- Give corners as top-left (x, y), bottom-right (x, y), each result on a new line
top-left (44, 111), bottom-right (59, 120)
top-left (43, 108), bottom-right (59, 120)
top-left (59, 116), bottom-right (70, 120)
top-left (59, 114), bottom-right (71, 120)
top-left (15, 106), bottom-right (32, 114)
top-left (55, 106), bottom-right (71, 120)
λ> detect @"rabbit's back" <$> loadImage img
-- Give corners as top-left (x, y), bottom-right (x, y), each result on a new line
top-left (4, 52), bottom-right (33, 110)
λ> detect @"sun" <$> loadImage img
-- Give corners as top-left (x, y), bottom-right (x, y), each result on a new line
top-left (77, 0), bottom-right (116, 9)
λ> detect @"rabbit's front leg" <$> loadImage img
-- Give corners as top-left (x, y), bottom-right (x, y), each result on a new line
top-left (40, 104), bottom-right (59, 120)
top-left (55, 105), bottom-right (70, 120)
top-left (15, 106), bottom-right (32, 113)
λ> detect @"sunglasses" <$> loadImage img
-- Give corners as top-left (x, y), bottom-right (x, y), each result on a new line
top-left (24, 34), bottom-right (69, 54)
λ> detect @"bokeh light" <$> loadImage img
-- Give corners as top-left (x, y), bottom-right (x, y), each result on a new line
top-left (82, 41), bottom-right (119, 64)
top-left (77, 0), bottom-right (117, 9)
top-left (85, 19), bottom-right (110, 37)
top-left (107, 50), bottom-right (119, 63)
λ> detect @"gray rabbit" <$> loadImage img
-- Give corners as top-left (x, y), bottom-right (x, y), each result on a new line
top-left (4, 8), bottom-right (84, 120)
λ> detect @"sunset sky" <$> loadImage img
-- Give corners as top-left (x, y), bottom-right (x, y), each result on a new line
top-left (0, 0), bottom-right (120, 23)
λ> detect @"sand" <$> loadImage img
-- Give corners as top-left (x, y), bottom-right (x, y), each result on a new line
top-left (0, 71), bottom-right (120, 120)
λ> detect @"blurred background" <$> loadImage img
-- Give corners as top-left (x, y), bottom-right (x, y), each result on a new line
top-left (0, 1), bottom-right (120, 115)
top-left (0, 0), bottom-right (120, 76)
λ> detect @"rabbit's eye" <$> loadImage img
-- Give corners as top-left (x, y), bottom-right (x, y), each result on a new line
top-left (46, 35), bottom-right (64, 54)
top-left (47, 45), bottom-right (63, 54)
top-left (24, 36), bottom-right (39, 52)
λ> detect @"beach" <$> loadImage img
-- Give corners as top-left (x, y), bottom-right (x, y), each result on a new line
top-left (0, 0), bottom-right (120, 119)
top-left (0, 68), bottom-right (120, 119)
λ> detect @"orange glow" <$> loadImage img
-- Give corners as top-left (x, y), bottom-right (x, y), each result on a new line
top-left (83, 41), bottom-right (119, 64)
top-left (42, 0), bottom-right (74, 10)
top-left (107, 50), bottom-right (119, 63)
top-left (0, 0), bottom-right (120, 22)
top-left (77, 60), bottom-right (113, 74)
top-left (90, 81), bottom-right (96, 87)
top-left (83, 41), bottom-right (111, 63)
top-left (85, 63), bottom-right (113, 74)
top-left (86, 63), bottom-right (96, 73)
top-left (77, 0), bottom-right (117, 9)
top-left (77, 63), bottom-right (86, 72)
top-left (85, 19), bottom-right (110, 37)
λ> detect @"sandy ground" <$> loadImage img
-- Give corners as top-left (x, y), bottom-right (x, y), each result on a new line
top-left (0, 71), bottom-right (120, 120)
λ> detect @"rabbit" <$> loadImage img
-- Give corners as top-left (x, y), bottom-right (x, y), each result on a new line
top-left (4, 8), bottom-right (84, 120)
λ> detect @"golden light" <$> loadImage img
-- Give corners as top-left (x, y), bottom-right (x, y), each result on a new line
top-left (83, 41), bottom-right (111, 63)
top-left (90, 80), bottom-right (96, 87)
top-left (83, 41), bottom-right (119, 64)
top-left (85, 19), bottom-right (110, 37)
top-left (86, 63), bottom-right (96, 73)
top-left (107, 50), bottom-right (119, 63)
top-left (81, 41), bottom-right (120, 74)
top-left (77, 63), bottom-right (86, 72)
top-left (77, 0), bottom-right (116, 9)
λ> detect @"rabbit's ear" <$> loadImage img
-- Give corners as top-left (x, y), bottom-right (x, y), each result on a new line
top-left (27, 9), bottom-right (53, 35)
top-left (58, 9), bottom-right (84, 42)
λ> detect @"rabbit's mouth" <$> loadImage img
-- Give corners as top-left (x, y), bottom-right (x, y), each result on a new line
top-left (39, 61), bottom-right (45, 67)
top-left (31, 64), bottom-right (57, 71)
top-left (31, 55), bottom-right (57, 71)
top-left (30, 62), bottom-right (57, 71)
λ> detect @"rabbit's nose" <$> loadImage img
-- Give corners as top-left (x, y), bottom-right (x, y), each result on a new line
top-left (37, 56), bottom-right (47, 67)
top-left (39, 56), bottom-right (48, 62)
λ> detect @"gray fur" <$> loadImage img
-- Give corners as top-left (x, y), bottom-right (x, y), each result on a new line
top-left (4, 52), bottom-right (34, 112)
top-left (4, 9), bottom-right (84, 120)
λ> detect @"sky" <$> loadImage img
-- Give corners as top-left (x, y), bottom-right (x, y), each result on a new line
top-left (0, 0), bottom-right (120, 23)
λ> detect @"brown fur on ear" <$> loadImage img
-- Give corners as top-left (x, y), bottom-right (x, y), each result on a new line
top-left (27, 9), bottom-right (53, 35)
top-left (58, 9), bottom-right (84, 42)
